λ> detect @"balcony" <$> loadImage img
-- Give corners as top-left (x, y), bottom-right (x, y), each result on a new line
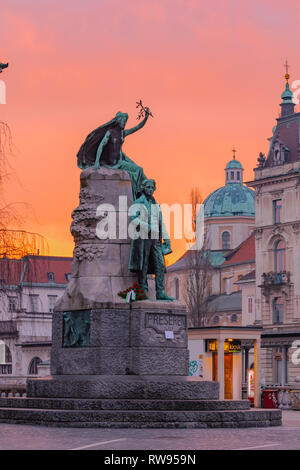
top-left (260, 271), bottom-right (290, 286)
top-left (259, 271), bottom-right (291, 301)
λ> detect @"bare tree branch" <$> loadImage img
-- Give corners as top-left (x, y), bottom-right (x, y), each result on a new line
top-left (183, 187), bottom-right (213, 327)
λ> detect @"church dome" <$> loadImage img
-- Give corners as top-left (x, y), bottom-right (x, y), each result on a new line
top-left (204, 154), bottom-right (255, 218)
top-left (226, 159), bottom-right (242, 169)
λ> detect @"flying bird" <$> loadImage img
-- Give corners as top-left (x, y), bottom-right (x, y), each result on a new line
top-left (0, 62), bottom-right (8, 73)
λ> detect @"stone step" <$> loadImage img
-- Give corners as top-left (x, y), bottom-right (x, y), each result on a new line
top-left (0, 407), bottom-right (282, 428)
top-left (0, 397), bottom-right (251, 411)
top-left (27, 376), bottom-right (219, 400)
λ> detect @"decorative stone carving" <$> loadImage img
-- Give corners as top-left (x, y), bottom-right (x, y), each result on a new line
top-left (261, 271), bottom-right (290, 286)
top-left (73, 245), bottom-right (105, 262)
top-left (79, 188), bottom-right (104, 205)
top-left (292, 222), bottom-right (300, 234)
top-left (254, 227), bottom-right (263, 240)
top-left (271, 225), bottom-right (284, 236)
top-left (257, 152), bottom-right (266, 168)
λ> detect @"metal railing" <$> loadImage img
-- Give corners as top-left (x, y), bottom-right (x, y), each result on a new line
top-left (0, 364), bottom-right (12, 374)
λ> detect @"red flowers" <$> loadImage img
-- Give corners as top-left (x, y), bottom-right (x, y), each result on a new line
top-left (118, 282), bottom-right (147, 301)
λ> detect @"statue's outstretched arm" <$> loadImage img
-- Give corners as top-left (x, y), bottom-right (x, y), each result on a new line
top-left (94, 131), bottom-right (110, 169)
top-left (124, 108), bottom-right (150, 137)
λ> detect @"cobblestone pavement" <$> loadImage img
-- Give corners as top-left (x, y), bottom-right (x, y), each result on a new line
top-left (0, 410), bottom-right (299, 451)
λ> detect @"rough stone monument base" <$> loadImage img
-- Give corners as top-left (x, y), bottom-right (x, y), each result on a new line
top-left (0, 301), bottom-right (281, 428)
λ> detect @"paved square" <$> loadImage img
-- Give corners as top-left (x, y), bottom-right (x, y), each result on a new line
top-left (0, 410), bottom-right (299, 450)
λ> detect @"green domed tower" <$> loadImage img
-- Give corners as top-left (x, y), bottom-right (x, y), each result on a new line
top-left (203, 149), bottom-right (255, 250)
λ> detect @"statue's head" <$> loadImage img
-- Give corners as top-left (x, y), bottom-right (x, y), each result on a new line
top-left (115, 112), bottom-right (128, 129)
top-left (141, 179), bottom-right (156, 197)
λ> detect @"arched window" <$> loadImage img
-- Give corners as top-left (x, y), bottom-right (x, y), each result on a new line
top-left (5, 345), bottom-right (12, 363)
top-left (28, 357), bottom-right (42, 375)
top-left (222, 231), bottom-right (231, 250)
top-left (273, 297), bottom-right (283, 324)
top-left (274, 240), bottom-right (286, 273)
top-left (231, 314), bottom-right (238, 323)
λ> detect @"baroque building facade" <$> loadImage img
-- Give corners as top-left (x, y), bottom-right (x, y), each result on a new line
top-left (247, 72), bottom-right (300, 385)
top-left (0, 255), bottom-right (72, 391)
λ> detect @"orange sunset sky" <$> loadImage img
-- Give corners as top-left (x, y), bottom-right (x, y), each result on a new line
top-left (1, 0), bottom-right (300, 264)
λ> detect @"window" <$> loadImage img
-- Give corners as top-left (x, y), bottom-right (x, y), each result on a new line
top-left (274, 240), bottom-right (286, 273)
top-left (0, 342), bottom-right (12, 374)
top-left (237, 171), bottom-right (240, 180)
top-left (28, 357), bottom-right (42, 375)
top-left (273, 297), bottom-right (283, 324)
top-left (48, 295), bottom-right (57, 313)
top-left (231, 171), bottom-right (234, 180)
top-left (231, 314), bottom-right (238, 323)
top-left (248, 297), bottom-right (253, 314)
top-left (273, 199), bottom-right (282, 224)
top-left (29, 295), bottom-right (39, 312)
top-left (47, 272), bottom-right (55, 282)
top-left (213, 315), bottom-right (219, 325)
top-left (273, 348), bottom-right (288, 384)
top-left (65, 273), bottom-right (72, 282)
top-left (8, 296), bottom-right (17, 312)
top-left (0, 341), bottom-right (5, 363)
top-left (222, 231), bottom-right (230, 250)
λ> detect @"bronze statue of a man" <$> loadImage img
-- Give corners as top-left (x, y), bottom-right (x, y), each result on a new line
top-left (128, 179), bottom-right (174, 301)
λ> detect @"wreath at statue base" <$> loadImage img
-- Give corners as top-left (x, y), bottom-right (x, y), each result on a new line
top-left (118, 282), bottom-right (148, 301)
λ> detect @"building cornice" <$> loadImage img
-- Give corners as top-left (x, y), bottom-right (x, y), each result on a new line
top-left (246, 171), bottom-right (300, 188)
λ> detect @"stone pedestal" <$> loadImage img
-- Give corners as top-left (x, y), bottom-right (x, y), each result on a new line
top-left (50, 301), bottom-right (189, 377)
top-left (55, 167), bottom-right (136, 310)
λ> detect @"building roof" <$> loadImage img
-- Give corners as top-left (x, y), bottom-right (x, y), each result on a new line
top-left (206, 291), bottom-right (242, 314)
top-left (167, 249), bottom-right (227, 273)
top-left (0, 258), bottom-right (23, 285)
top-left (203, 182), bottom-right (255, 218)
top-left (222, 233), bottom-right (255, 266)
top-left (22, 255), bottom-right (72, 284)
top-left (0, 255), bottom-right (72, 286)
top-left (235, 270), bottom-right (256, 283)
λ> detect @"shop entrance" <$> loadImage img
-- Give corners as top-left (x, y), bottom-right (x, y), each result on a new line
top-left (212, 353), bottom-right (233, 399)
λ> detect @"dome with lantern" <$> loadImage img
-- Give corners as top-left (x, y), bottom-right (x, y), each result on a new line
top-left (203, 150), bottom-right (255, 218)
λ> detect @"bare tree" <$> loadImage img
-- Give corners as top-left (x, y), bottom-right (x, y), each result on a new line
top-left (184, 187), bottom-right (213, 327)
top-left (0, 122), bottom-right (48, 288)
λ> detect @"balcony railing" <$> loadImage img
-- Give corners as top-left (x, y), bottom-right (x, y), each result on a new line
top-left (0, 364), bottom-right (12, 374)
top-left (260, 271), bottom-right (290, 287)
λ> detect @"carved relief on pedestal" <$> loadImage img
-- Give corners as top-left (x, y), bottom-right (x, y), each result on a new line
top-left (71, 188), bottom-right (106, 242)
top-left (73, 244), bottom-right (105, 262)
